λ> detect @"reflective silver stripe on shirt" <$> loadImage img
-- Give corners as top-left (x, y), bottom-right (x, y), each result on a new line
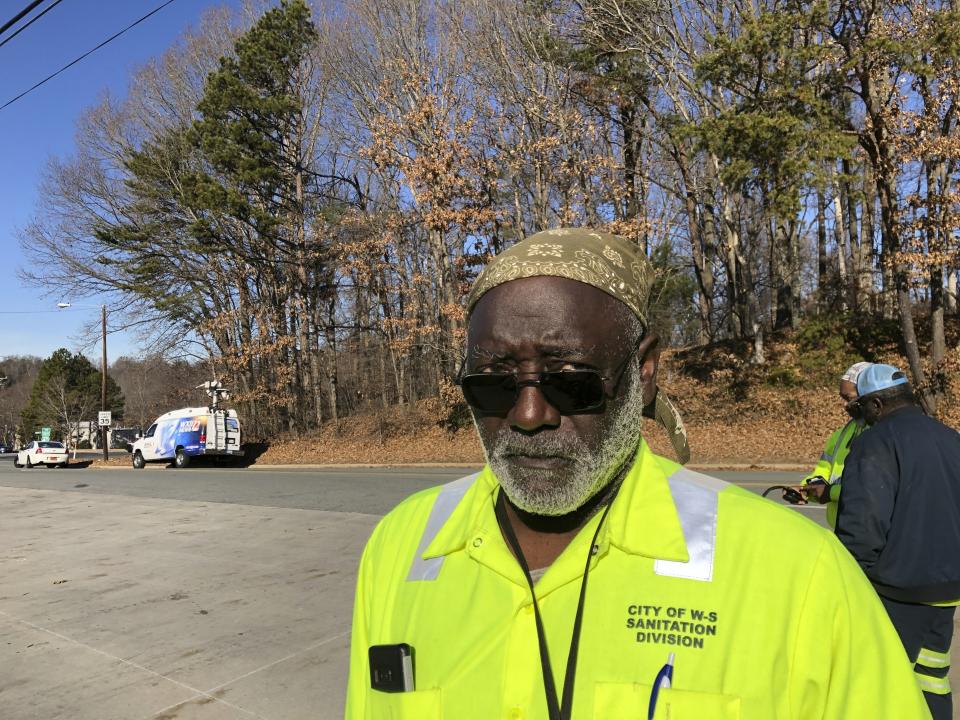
top-left (654, 468), bottom-right (724, 583)
top-left (406, 473), bottom-right (478, 582)
top-left (828, 422), bottom-right (859, 483)
top-left (821, 440), bottom-right (840, 465)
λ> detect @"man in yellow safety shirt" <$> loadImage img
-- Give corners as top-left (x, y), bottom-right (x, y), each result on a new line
top-left (345, 228), bottom-right (928, 719)
top-left (788, 361), bottom-right (870, 526)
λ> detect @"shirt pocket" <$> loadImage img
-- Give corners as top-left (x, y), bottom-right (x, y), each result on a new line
top-left (365, 688), bottom-right (441, 719)
top-left (594, 682), bottom-right (741, 720)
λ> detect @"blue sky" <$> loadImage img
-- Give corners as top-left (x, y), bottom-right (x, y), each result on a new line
top-left (0, 0), bottom-right (242, 363)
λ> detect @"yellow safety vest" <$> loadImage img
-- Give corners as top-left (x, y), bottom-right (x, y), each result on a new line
top-left (346, 441), bottom-right (928, 719)
top-left (802, 419), bottom-right (865, 527)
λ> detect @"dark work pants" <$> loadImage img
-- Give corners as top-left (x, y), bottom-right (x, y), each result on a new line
top-left (880, 596), bottom-right (955, 720)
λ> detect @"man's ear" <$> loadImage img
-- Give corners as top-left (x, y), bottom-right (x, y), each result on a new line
top-left (637, 333), bottom-right (661, 404)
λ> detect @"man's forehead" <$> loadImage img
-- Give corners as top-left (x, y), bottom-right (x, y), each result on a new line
top-left (471, 275), bottom-right (623, 312)
top-left (468, 277), bottom-right (630, 334)
top-left (470, 330), bottom-right (596, 357)
top-left (466, 279), bottom-right (634, 364)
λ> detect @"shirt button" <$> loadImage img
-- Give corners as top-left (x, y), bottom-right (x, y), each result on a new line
top-left (524, 605), bottom-right (534, 615)
top-left (509, 709), bottom-right (523, 719)
top-left (473, 537), bottom-right (483, 548)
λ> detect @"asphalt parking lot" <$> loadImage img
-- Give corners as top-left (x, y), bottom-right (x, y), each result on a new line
top-left (0, 463), bottom-right (468, 720)
top-left (1, 462), bottom-right (957, 719)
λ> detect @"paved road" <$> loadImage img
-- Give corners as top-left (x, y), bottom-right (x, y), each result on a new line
top-left (8, 461), bottom-right (946, 720)
top-left (0, 460), bottom-right (811, 517)
top-left (0, 461), bottom-right (478, 515)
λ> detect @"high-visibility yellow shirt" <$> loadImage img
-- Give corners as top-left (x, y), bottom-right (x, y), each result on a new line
top-left (346, 440), bottom-right (928, 719)
top-left (802, 419), bottom-right (865, 527)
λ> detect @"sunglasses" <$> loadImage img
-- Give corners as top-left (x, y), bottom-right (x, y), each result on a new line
top-left (457, 335), bottom-right (645, 415)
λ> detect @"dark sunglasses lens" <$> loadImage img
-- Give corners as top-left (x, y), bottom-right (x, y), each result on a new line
top-left (542, 371), bottom-right (605, 412)
top-left (460, 374), bottom-right (517, 413)
top-left (460, 371), bottom-right (606, 414)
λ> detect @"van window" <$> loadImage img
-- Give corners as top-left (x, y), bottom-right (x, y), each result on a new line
top-left (144, 424), bottom-right (157, 438)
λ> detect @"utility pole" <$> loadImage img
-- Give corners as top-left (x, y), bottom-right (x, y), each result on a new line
top-left (101, 304), bottom-right (108, 462)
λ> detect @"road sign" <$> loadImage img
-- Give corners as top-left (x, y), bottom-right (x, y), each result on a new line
top-left (98, 411), bottom-right (112, 427)
top-left (41, 427), bottom-right (51, 441)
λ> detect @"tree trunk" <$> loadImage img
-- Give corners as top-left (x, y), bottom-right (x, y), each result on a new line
top-left (725, 232), bottom-right (743, 336)
top-left (928, 163), bottom-right (947, 386)
top-left (325, 297), bottom-right (339, 429)
top-left (708, 155), bottom-right (744, 337)
top-left (832, 175), bottom-right (850, 312)
top-left (816, 185), bottom-right (828, 314)
top-left (874, 153), bottom-right (932, 412)
top-left (859, 163), bottom-right (877, 311)
top-left (426, 227), bottom-right (460, 380)
top-left (788, 217), bottom-right (801, 328)
top-left (930, 263), bottom-right (946, 365)
top-left (772, 212), bottom-right (797, 331)
top-left (675, 145), bottom-right (714, 342)
top-left (841, 159), bottom-right (860, 310)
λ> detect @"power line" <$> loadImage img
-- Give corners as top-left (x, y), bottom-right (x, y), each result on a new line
top-left (0, 0), bottom-right (46, 38)
top-left (0, 308), bottom-right (81, 314)
top-left (0, 0), bottom-right (67, 50)
top-left (0, 0), bottom-right (177, 113)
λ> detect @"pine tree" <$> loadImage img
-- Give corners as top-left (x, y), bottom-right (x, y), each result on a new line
top-left (20, 349), bottom-right (124, 443)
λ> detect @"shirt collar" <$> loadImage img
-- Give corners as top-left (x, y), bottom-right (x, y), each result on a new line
top-left (604, 441), bottom-right (688, 562)
top-left (424, 440), bottom-right (689, 564)
top-left (422, 466), bottom-right (499, 559)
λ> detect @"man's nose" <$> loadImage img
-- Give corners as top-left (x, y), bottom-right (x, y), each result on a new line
top-left (509, 382), bottom-right (561, 431)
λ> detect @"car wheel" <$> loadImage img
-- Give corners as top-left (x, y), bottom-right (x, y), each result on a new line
top-left (174, 449), bottom-right (189, 469)
top-left (13, 458), bottom-right (20, 468)
top-left (58, 462), bottom-right (69, 468)
top-left (132, 451), bottom-right (145, 470)
top-left (25, 456), bottom-right (32, 468)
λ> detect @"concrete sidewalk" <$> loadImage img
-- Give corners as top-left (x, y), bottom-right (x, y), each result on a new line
top-left (0, 486), bottom-right (376, 719)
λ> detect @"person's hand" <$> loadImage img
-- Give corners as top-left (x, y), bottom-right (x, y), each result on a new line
top-left (783, 486), bottom-right (808, 505)
top-left (802, 479), bottom-right (830, 504)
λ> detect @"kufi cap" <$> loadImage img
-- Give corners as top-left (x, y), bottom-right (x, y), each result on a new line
top-left (466, 228), bottom-right (655, 327)
top-left (840, 361), bottom-right (872, 385)
top-left (857, 364), bottom-right (909, 397)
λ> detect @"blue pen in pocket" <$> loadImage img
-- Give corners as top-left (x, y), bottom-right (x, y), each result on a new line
top-left (647, 651), bottom-right (675, 720)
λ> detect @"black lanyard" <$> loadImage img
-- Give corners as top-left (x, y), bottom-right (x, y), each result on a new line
top-left (494, 489), bottom-right (617, 720)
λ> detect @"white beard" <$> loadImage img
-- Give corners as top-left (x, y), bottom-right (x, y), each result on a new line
top-left (479, 372), bottom-right (647, 516)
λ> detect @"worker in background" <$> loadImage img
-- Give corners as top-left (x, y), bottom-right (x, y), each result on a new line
top-left (788, 361), bottom-right (871, 526)
top-left (345, 229), bottom-right (928, 719)
top-left (836, 364), bottom-right (960, 720)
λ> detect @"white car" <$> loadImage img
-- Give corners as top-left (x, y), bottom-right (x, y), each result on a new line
top-left (15, 441), bottom-right (69, 468)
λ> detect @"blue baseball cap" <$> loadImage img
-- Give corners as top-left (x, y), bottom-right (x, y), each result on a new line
top-left (857, 364), bottom-right (909, 397)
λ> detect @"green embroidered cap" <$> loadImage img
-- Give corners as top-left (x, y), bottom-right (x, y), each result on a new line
top-left (466, 228), bottom-right (656, 327)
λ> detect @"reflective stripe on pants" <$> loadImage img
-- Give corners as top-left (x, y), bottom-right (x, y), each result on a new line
top-left (915, 670), bottom-right (951, 696)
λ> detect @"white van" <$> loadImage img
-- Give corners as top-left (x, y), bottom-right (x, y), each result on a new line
top-left (129, 407), bottom-right (242, 468)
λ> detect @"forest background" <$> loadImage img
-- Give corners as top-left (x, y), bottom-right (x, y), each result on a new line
top-left (4, 0), bottom-right (960, 465)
